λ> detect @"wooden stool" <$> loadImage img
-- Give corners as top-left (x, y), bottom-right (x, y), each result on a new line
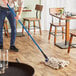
top-left (4, 20), bottom-right (9, 37)
top-left (48, 8), bottom-right (66, 45)
top-left (68, 33), bottom-right (76, 53)
top-left (22, 5), bottom-right (43, 35)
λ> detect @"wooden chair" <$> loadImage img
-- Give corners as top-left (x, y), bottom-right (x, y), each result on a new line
top-left (48, 8), bottom-right (66, 45)
top-left (22, 4), bottom-right (43, 35)
top-left (4, 20), bottom-right (9, 37)
top-left (68, 33), bottom-right (76, 53)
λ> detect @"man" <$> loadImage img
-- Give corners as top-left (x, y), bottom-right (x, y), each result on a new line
top-left (0, 0), bottom-right (24, 52)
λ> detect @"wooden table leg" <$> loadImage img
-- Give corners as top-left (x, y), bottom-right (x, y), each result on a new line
top-left (65, 20), bottom-right (70, 45)
top-left (55, 20), bottom-right (70, 49)
top-left (54, 27), bottom-right (57, 45)
top-left (68, 35), bottom-right (73, 53)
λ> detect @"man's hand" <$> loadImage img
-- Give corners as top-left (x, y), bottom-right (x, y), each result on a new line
top-left (15, 15), bottom-right (21, 20)
top-left (15, 7), bottom-right (23, 20)
top-left (2, 0), bottom-right (8, 6)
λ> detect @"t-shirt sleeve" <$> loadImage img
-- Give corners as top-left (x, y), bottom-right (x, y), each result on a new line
top-left (18, 0), bottom-right (24, 7)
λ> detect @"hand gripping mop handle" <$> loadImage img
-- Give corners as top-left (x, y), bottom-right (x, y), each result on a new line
top-left (7, 4), bottom-right (49, 62)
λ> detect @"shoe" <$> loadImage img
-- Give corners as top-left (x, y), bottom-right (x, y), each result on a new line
top-left (0, 45), bottom-right (3, 49)
top-left (10, 46), bottom-right (19, 52)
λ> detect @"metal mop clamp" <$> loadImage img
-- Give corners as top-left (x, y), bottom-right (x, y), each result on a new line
top-left (6, 3), bottom-right (69, 70)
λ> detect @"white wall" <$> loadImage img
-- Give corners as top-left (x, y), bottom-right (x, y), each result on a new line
top-left (41, 0), bottom-right (76, 30)
top-left (65, 0), bottom-right (76, 29)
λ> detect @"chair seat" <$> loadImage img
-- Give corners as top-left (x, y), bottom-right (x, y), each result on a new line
top-left (70, 33), bottom-right (76, 36)
top-left (51, 23), bottom-right (65, 27)
top-left (23, 18), bottom-right (40, 21)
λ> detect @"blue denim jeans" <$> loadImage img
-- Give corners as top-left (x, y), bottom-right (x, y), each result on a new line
top-left (0, 7), bottom-right (16, 46)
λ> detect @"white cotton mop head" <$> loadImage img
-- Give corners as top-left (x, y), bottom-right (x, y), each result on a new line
top-left (45, 57), bottom-right (69, 70)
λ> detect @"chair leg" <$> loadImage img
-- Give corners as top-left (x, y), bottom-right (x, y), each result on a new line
top-left (22, 19), bottom-right (25, 34)
top-left (48, 24), bottom-right (52, 40)
top-left (38, 20), bottom-right (42, 35)
top-left (54, 27), bottom-right (57, 45)
top-left (33, 21), bottom-right (35, 35)
top-left (4, 23), bottom-right (7, 36)
top-left (6, 22), bottom-right (9, 37)
top-left (62, 27), bottom-right (64, 40)
top-left (68, 35), bottom-right (73, 53)
top-left (28, 21), bottom-right (30, 33)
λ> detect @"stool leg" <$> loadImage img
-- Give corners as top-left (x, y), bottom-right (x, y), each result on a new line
top-left (28, 21), bottom-right (30, 33)
top-left (62, 27), bottom-right (64, 40)
top-left (33, 21), bottom-right (35, 35)
top-left (39, 20), bottom-right (42, 35)
top-left (48, 24), bottom-right (52, 40)
top-left (6, 22), bottom-right (9, 37)
top-left (22, 19), bottom-right (25, 34)
top-left (54, 27), bottom-right (57, 45)
top-left (68, 35), bottom-right (73, 53)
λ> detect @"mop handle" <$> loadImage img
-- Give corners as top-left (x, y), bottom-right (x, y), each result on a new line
top-left (7, 4), bottom-right (48, 61)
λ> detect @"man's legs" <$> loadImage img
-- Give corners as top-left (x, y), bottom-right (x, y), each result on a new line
top-left (7, 9), bottom-right (16, 46)
top-left (0, 8), bottom-right (6, 49)
top-left (7, 9), bottom-right (18, 52)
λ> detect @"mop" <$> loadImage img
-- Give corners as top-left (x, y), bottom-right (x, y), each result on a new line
top-left (3, 1), bottom-right (69, 69)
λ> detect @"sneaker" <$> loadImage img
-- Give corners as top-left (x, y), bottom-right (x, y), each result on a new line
top-left (10, 46), bottom-right (19, 52)
top-left (0, 45), bottom-right (3, 49)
